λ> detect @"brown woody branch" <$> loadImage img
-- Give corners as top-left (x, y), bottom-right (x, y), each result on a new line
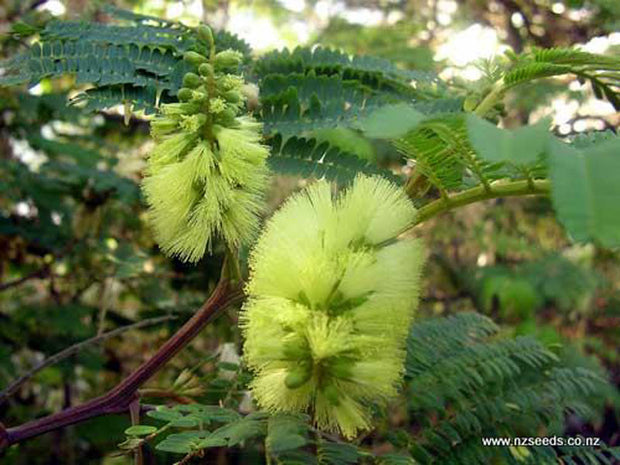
top-left (0, 271), bottom-right (244, 450)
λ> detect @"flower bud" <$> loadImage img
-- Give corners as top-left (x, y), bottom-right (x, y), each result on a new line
top-left (284, 360), bottom-right (313, 389)
top-left (223, 90), bottom-right (242, 103)
top-left (182, 72), bottom-right (202, 88)
top-left (197, 25), bottom-right (213, 45)
top-left (161, 102), bottom-right (199, 116)
top-left (173, 369), bottom-right (194, 389)
top-left (328, 357), bottom-right (353, 379)
top-left (218, 75), bottom-right (244, 91)
top-left (183, 51), bottom-right (208, 65)
top-left (179, 113), bottom-right (207, 133)
top-left (198, 63), bottom-right (214, 77)
top-left (177, 88), bottom-right (193, 102)
top-left (150, 116), bottom-right (178, 138)
top-left (217, 108), bottom-right (237, 125)
top-left (282, 338), bottom-right (309, 360)
top-left (191, 90), bottom-right (208, 103)
top-left (214, 49), bottom-right (242, 69)
top-left (322, 384), bottom-right (340, 406)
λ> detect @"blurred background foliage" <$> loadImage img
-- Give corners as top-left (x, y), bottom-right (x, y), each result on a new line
top-left (0, 0), bottom-right (618, 464)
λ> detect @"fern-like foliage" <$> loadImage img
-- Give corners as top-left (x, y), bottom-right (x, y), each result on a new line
top-left (254, 45), bottom-right (439, 96)
top-left (504, 47), bottom-right (620, 109)
top-left (385, 107), bottom-right (619, 247)
top-left (394, 114), bottom-right (503, 195)
top-left (392, 114), bottom-right (548, 204)
top-left (268, 134), bottom-right (402, 184)
top-left (404, 312), bottom-right (618, 464)
top-left (70, 85), bottom-right (160, 113)
top-left (102, 5), bottom-right (252, 60)
top-left (0, 14), bottom-right (463, 183)
top-left (254, 44), bottom-right (462, 139)
top-left (116, 312), bottom-right (616, 464)
top-left (259, 69), bottom-right (464, 137)
top-left (260, 72), bottom-right (395, 135)
top-left (260, 71), bottom-right (374, 102)
top-left (388, 47), bottom-right (619, 200)
top-left (350, 47), bottom-right (619, 241)
top-left (121, 405), bottom-right (416, 464)
top-left (0, 13), bottom-right (250, 113)
top-left (40, 20), bottom-right (197, 51)
top-left (363, 105), bottom-right (550, 200)
top-left (0, 20), bottom-right (194, 91)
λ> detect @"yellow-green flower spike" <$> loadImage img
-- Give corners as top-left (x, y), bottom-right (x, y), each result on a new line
top-left (241, 175), bottom-right (426, 438)
top-left (142, 30), bottom-right (269, 262)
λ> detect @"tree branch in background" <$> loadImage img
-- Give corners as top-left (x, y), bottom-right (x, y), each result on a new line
top-left (0, 315), bottom-right (177, 404)
top-left (0, 241), bottom-right (78, 294)
top-left (0, 265), bottom-right (50, 293)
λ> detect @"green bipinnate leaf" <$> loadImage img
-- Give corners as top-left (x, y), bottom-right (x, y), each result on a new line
top-left (209, 412), bottom-right (269, 447)
top-left (155, 431), bottom-right (208, 454)
top-left (378, 453), bottom-right (417, 465)
top-left (195, 435), bottom-right (228, 449)
top-left (549, 137), bottom-right (620, 248)
top-left (466, 114), bottom-right (550, 166)
top-left (318, 442), bottom-right (361, 465)
top-left (267, 414), bottom-right (310, 454)
top-left (146, 406), bottom-right (183, 422)
top-left (360, 103), bottom-right (426, 139)
top-left (148, 410), bottom-right (195, 427)
top-left (124, 425), bottom-right (157, 436)
top-left (169, 417), bottom-right (201, 428)
top-left (314, 127), bottom-right (375, 161)
top-left (155, 440), bottom-right (192, 454)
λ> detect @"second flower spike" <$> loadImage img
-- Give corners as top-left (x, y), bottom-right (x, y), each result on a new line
top-left (142, 29), bottom-right (269, 263)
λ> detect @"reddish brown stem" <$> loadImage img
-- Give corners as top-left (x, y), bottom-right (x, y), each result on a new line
top-left (1, 277), bottom-right (244, 449)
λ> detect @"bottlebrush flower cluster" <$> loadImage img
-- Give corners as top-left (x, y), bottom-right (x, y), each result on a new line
top-left (142, 26), bottom-right (269, 262)
top-left (242, 176), bottom-right (426, 438)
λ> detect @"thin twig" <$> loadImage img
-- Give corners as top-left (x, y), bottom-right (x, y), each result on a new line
top-left (0, 315), bottom-right (177, 404)
top-left (0, 266), bottom-right (49, 292)
top-left (0, 241), bottom-right (77, 293)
